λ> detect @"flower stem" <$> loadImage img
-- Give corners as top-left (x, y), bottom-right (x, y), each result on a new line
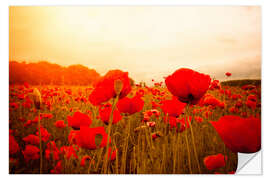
top-left (186, 104), bottom-right (201, 174)
top-left (184, 128), bottom-right (192, 174)
top-left (38, 110), bottom-right (43, 174)
top-left (103, 96), bottom-right (119, 174)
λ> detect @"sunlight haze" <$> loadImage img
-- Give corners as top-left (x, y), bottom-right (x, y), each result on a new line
top-left (9, 6), bottom-right (261, 84)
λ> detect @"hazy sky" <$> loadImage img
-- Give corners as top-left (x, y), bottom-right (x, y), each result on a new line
top-left (9, 6), bottom-right (261, 84)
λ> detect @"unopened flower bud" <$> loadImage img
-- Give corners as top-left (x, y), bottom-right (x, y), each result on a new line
top-left (114, 79), bottom-right (123, 96)
top-left (32, 88), bottom-right (41, 109)
top-left (134, 125), bottom-right (148, 132)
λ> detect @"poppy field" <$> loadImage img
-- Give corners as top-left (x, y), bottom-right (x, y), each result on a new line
top-left (9, 68), bottom-right (261, 174)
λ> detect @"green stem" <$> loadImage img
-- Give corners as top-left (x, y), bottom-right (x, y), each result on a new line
top-left (38, 110), bottom-right (43, 174)
top-left (184, 130), bottom-right (192, 174)
top-left (173, 133), bottom-right (177, 173)
top-left (120, 115), bottom-right (130, 173)
top-left (186, 104), bottom-right (201, 174)
top-left (103, 96), bottom-right (119, 174)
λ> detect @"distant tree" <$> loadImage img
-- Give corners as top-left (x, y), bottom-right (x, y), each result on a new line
top-left (9, 61), bottom-right (101, 86)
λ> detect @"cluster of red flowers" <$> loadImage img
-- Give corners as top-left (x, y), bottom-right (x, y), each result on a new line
top-left (9, 68), bottom-right (261, 174)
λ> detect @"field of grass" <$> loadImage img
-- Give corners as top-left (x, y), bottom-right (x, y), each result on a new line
top-left (9, 79), bottom-right (261, 174)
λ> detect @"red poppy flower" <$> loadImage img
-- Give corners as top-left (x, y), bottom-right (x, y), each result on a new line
top-left (152, 132), bottom-right (163, 140)
top-left (50, 160), bottom-right (62, 174)
top-left (106, 147), bottom-right (117, 161)
top-left (194, 116), bottom-right (203, 123)
top-left (151, 109), bottom-right (161, 117)
top-left (144, 109), bottom-right (161, 119)
top-left (89, 70), bottom-right (131, 105)
top-left (10, 102), bottom-right (19, 110)
top-left (136, 89), bottom-right (145, 97)
top-left (9, 135), bottom-right (20, 155)
top-left (54, 120), bottom-right (67, 128)
top-left (202, 94), bottom-right (223, 107)
top-left (24, 82), bottom-right (30, 88)
top-left (9, 129), bottom-right (14, 135)
top-left (22, 145), bottom-right (40, 162)
top-left (203, 110), bottom-right (213, 119)
top-left (241, 112), bottom-right (248, 118)
top-left (60, 146), bottom-right (78, 160)
top-left (75, 97), bottom-right (80, 102)
top-left (24, 120), bottom-right (33, 128)
top-left (242, 85), bottom-right (256, 90)
top-left (229, 107), bottom-right (239, 113)
top-left (17, 94), bottom-right (25, 100)
top-left (31, 116), bottom-right (40, 123)
top-left (46, 140), bottom-right (58, 151)
top-left (18, 117), bottom-right (25, 123)
top-left (209, 80), bottom-right (221, 90)
top-left (165, 68), bottom-right (211, 104)
top-left (203, 153), bottom-right (227, 171)
top-left (246, 99), bottom-right (257, 110)
top-left (210, 115), bottom-right (261, 153)
top-left (116, 95), bottom-right (144, 115)
top-left (23, 134), bottom-right (40, 145)
top-left (36, 126), bottom-right (51, 142)
top-left (160, 96), bottom-right (186, 117)
top-left (151, 101), bottom-right (159, 109)
top-left (231, 94), bottom-right (241, 100)
top-left (247, 94), bottom-right (257, 102)
top-left (22, 98), bottom-right (32, 109)
top-left (77, 126), bottom-right (110, 150)
top-left (164, 116), bottom-right (191, 133)
top-left (152, 133), bottom-right (159, 140)
top-left (80, 97), bottom-right (87, 103)
top-left (142, 113), bottom-right (150, 122)
top-left (45, 148), bottom-right (59, 161)
top-left (67, 111), bottom-right (92, 129)
top-left (68, 130), bottom-right (80, 144)
top-left (146, 121), bottom-right (156, 127)
top-left (45, 141), bottom-right (60, 161)
top-left (99, 104), bottom-right (122, 125)
top-left (177, 116), bottom-right (192, 132)
top-left (225, 72), bottom-right (232, 77)
top-left (217, 102), bottom-right (225, 109)
top-left (65, 89), bottom-right (72, 95)
top-left (80, 155), bottom-right (93, 167)
top-left (235, 100), bottom-right (243, 108)
top-left (40, 113), bottom-right (53, 119)
top-left (9, 157), bottom-right (19, 166)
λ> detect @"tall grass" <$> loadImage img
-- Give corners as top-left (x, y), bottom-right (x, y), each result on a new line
top-left (8, 82), bottom-right (261, 174)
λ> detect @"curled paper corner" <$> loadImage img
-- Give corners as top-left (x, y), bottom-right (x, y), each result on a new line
top-left (236, 151), bottom-right (262, 175)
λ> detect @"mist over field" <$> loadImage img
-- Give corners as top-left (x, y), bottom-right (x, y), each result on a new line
top-left (9, 6), bottom-right (261, 84)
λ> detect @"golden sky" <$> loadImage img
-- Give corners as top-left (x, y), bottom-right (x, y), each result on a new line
top-left (9, 6), bottom-right (261, 83)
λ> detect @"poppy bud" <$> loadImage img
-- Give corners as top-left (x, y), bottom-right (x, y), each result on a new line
top-left (114, 79), bottom-right (123, 96)
top-left (134, 125), bottom-right (148, 132)
top-left (32, 88), bottom-right (42, 109)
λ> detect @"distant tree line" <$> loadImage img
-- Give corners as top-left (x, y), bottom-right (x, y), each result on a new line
top-left (221, 79), bottom-right (261, 87)
top-left (9, 61), bottom-right (101, 85)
